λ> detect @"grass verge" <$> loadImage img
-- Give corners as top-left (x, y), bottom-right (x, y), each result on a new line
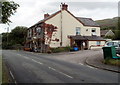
top-left (103, 58), bottom-right (120, 66)
top-left (2, 60), bottom-right (11, 83)
top-left (0, 56), bottom-right (2, 84)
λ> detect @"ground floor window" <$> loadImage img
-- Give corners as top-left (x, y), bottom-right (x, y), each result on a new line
top-left (96, 41), bottom-right (101, 46)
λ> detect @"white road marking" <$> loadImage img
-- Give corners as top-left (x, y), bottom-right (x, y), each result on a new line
top-left (48, 67), bottom-right (56, 71)
top-left (79, 63), bottom-right (84, 65)
top-left (17, 53), bottom-right (73, 79)
top-left (17, 54), bottom-right (29, 59)
top-left (10, 71), bottom-right (15, 79)
top-left (24, 56), bottom-right (29, 59)
top-left (58, 71), bottom-right (73, 79)
top-left (31, 59), bottom-right (43, 65)
top-left (17, 54), bottom-right (21, 56)
top-left (17, 53), bottom-right (43, 65)
top-left (86, 65), bottom-right (97, 69)
top-left (48, 66), bottom-right (73, 79)
top-left (10, 71), bottom-right (17, 84)
top-left (37, 62), bottom-right (43, 65)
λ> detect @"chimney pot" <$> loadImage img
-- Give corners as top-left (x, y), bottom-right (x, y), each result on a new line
top-left (61, 3), bottom-right (68, 10)
top-left (44, 13), bottom-right (49, 19)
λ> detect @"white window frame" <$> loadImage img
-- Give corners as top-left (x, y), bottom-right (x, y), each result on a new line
top-left (92, 28), bottom-right (96, 35)
top-left (96, 41), bottom-right (101, 46)
top-left (36, 27), bottom-right (41, 36)
top-left (76, 27), bottom-right (81, 35)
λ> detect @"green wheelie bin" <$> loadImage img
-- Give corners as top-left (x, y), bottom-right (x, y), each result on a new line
top-left (102, 46), bottom-right (120, 59)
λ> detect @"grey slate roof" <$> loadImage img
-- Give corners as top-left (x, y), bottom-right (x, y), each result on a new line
top-left (70, 35), bottom-right (105, 41)
top-left (100, 30), bottom-right (109, 36)
top-left (76, 17), bottom-right (100, 27)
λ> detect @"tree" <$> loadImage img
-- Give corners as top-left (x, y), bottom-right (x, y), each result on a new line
top-left (113, 30), bottom-right (120, 40)
top-left (2, 26), bottom-right (28, 49)
top-left (10, 26), bottom-right (28, 45)
top-left (113, 17), bottom-right (120, 40)
top-left (0, 0), bottom-right (19, 24)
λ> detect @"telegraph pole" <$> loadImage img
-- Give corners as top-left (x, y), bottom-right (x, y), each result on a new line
top-left (60, 3), bottom-right (63, 47)
top-left (5, 27), bottom-right (9, 45)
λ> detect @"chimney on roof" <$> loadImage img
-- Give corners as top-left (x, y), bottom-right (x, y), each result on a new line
top-left (61, 3), bottom-right (68, 10)
top-left (44, 13), bottom-right (49, 19)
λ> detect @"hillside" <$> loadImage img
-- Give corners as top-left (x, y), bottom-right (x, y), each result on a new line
top-left (95, 17), bottom-right (118, 30)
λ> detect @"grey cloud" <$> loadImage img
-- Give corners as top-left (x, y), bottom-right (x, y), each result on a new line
top-left (0, 3), bottom-right (2, 23)
top-left (48, 2), bottom-right (117, 10)
top-left (118, 1), bottom-right (120, 16)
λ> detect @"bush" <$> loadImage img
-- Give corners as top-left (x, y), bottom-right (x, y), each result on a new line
top-left (50, 46), bottom-right (72, 53)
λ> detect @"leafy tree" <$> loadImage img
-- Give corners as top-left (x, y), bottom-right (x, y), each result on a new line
top-left (2, 26), bottom-right (28, 49)
top-left (114, 17), bottom-right (120, 40)
top-left (10, 26), bottom-right (28, 45)
top-left (113, 30), bottom-right (120, 40)
top-left (0, 0), bottom-right (19, 24)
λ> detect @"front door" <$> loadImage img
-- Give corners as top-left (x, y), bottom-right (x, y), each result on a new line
top-left (75, 40), bottom-right (88, 50)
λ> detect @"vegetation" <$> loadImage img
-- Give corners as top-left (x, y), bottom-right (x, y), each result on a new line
top-left (2, 26), bottom-right (28, 49)
top-left (103, 58), bottom-right (120, 66)
top-left (0, 56), bottom-right (2, 83)
top-left (50, 46), bottom-right (72, 53)
top-left (2, 60), bottom-right (11, 83)
top-left (96, 17), bottom-right (118, 30)
top-left (0, 0), bottom-right (19, 24)
top-left (96, 17), bottom-right (120, 40)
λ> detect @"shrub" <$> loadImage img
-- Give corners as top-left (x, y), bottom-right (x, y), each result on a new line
top-left (50, 46), bottom-right (72, 53)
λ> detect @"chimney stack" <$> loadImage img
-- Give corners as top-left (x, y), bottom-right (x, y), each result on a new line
top-left (44, 13), bottom-right (49, 19)
top-left (61, 3), bottom-right (68, 10)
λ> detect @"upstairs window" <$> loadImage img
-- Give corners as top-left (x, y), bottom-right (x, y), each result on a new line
top-left (29, 29), bottom-right (32, 37)
top-left (76, 27), bottom-right (80, 35)
top-left (92, 28), bottom-right (96, 35)
top-left (36, 27), bottom-right (41, 35)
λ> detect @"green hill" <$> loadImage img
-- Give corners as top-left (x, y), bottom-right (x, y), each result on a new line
top-left (95, 17), bottom-right (118, 30)
top-left (95, 17), bottom-right (120, 40)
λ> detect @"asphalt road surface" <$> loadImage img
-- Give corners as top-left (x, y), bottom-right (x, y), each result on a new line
top-left (2, 50), bottom-right (119, 83)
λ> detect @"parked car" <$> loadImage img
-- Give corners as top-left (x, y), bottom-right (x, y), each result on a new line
top-left (105, 41), bottom-right (120, 54)
top-left (24, 47), bottom-right (32, 51)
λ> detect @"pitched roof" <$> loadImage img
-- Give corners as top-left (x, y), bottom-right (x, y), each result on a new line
top-left (76, 17), bottom-right (100, 27)
top-left (37, 10), bottom-right (61, 24)
top-left (29, 10), bottom-right (61, 28)
top-left (70, 35), bottom-right (105, 41)
top-left (101, 30), bottom-right (115, 36)
top-left (29, 10), bottom-right (100, 28)
top-left (100, 30), bottom-right (109, 36)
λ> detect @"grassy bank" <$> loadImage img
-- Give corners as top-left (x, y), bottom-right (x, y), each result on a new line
top-left (0, 56), bottom-right (2, 84)
top-left (103, 59), bottom-right (120, 66)
top-left (0, 56), bottom-right (11, 84)
top-left (2, 60), bottom-right (11, 83)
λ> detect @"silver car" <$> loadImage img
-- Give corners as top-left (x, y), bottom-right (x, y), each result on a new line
top-left (105, 41), bottom-right (120, 54)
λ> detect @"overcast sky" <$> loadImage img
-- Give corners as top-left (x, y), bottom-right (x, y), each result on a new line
top-left (0, 0), bottom-right (119, 33)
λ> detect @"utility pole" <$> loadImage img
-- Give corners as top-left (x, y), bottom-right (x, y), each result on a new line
top-left (60, 3), bottom-right (63, 47)
top-left (5, 27), bottom-right (9, 45)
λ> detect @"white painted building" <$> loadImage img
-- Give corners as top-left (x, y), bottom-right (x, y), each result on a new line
top-left (26, 3), bottom-right (106, 52)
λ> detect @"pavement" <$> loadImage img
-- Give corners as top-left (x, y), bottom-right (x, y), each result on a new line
top-left (85, 54), bottom-right (120, 73)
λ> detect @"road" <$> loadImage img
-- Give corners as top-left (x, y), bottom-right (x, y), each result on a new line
top-left (2, 50), bottom-right (119, 83)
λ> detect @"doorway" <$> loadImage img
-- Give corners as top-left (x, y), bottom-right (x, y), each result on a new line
top-left (75, 40), bottom-right (88, 50)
